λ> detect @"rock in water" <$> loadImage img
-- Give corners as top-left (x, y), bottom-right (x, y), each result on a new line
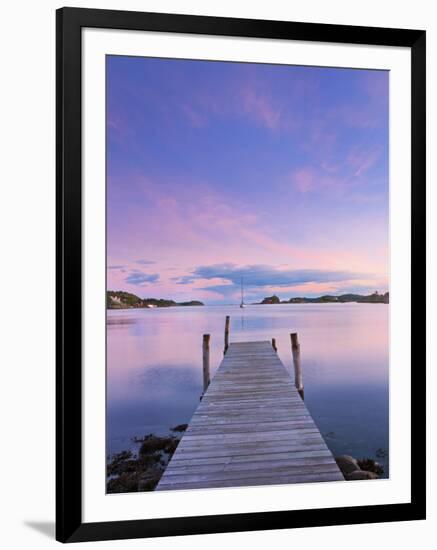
top-left (346, 470), bottom-right (378, 481)
top-left (357, 458), bottom-right (384, 475)
top-left (335, 455), bottom-right (360, 475)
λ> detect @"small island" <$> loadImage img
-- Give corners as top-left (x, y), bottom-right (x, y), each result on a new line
top-left (107, 291), bottom-right (204, 309)
top-left (259, 291), bottom-right (389, 305)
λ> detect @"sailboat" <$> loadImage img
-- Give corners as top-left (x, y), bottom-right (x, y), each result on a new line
top-left (240, 277), bottom-right (245, 308)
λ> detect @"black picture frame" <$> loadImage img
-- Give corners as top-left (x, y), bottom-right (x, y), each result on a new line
top-left (56, 7), bottom-right (426, 543)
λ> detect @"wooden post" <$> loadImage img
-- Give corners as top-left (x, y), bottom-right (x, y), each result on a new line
top-left (224, 315), bottom-right (230, 354)
top-left (290, 333), bottom-right (304, 399)
top-left (203, 334), bottom-right (211, 393)
top-left (272, 338), bottom-right (277, 352)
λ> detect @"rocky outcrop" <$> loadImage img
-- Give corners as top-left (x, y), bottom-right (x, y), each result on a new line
top-left (335, 455), bottom-right (383, 481)
top-left (336, 455), bottom-right (360, 476)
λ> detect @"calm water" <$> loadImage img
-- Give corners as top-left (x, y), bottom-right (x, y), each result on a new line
top-left (107, 304), bottom-right (389, 476)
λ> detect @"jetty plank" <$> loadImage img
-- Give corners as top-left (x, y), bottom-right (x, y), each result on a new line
top-left (156, 340), bottom-right (343, 491)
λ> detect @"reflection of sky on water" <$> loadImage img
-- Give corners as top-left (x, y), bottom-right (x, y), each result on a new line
top-left (107, 363), bottom-right (202, 455)
top-left (107, 304), bottom-right (389, 475)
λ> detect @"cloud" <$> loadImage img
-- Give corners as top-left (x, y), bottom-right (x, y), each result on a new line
top-left (125, 271), bottom-right (159, 286)
top-left (287, 166), bottom-right (344, 194)
top-left (240, 87), bottom-right (282, 131)
top-left (176, 71), bottom-right (302, 134)
top-left (347, 147), bottom-right (381, 177)
top-left (288, 143), bottom-right (383, 195)
top-left (291, 167), bottom-right (319, 193)
top-left (135, 259), bottom-right (156, 265)
top-left (181, 104), bottom-right (207, 128)
top-left (108, 265), bottom-right (126, 270)
top-left (174, 263), bottom-right (371, 289)
top-left (198, 283), bottom-right (239, 295)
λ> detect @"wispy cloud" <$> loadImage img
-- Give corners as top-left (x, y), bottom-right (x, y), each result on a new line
top-left (347, 147), bottom-right (381, 177)
top-left (288, 142), bottom-right (382, 195)
top-left (290, 167), bottom-right (319, 193)
top-left (135, 259), bottom-right (156, 265)
top-left (240, 87), bottom-right (282, 131)
top-left (181, 104), bottom-right (207, 128)
top-left (288, 166), bottom-right (343, 194)
top-left (176, 68), bottom-right (303, 133)
top-left (108, 265), bottom-right (126, 270)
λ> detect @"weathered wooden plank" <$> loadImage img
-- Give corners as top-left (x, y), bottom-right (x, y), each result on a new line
top-left (194, 402), bottom-right (307, 410)
top-left (158, 472), bottom-right (344, 490)
top-left (185, 424), bottom-right (316, 436)
top-left (173, 441), bottom-right (328, 456)
top-left (170, 449), bottom-right (333, 466)
top-left (172, 439), bottom-right (328, 457)
top-left (185, 419), bottom-right (317, 441)
top-left (162, 456), bottom-right (337, 477)
top-left (197, 401), bottom-right (306, 409)
top-left (156, 340), bottom-right (343, 491)
top-left (190, 412), bottom-right (312, 421)
top-left (189, 415), bottom-right (313, 427)
top-left (180, 430), bottom-right (321, 445)
top-left (161, 461), bottom-right (342, 479)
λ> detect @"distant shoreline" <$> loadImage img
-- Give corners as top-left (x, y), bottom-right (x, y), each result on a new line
top-left (107, 291), bottom-right (204, 310)
top-left (108, 303), bottom-right (205, 311)
top-left (257, 291), bottom-right (389, 305)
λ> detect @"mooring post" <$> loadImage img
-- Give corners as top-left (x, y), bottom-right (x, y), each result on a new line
top-left (272, 338), bottom-right (277, 352)
top-left (290, 333), bottom-right (304, 399)
top-left (224, 315), bottom-right (230, 354)
top-left (203, 334), bottom-right (211, 393)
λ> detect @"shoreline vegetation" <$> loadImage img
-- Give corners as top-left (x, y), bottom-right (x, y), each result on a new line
top-left (107, 290), bottom-right (204, 309)
top-left (258, 291), bottom-right (389, 305)
top-left (106, 424), bottom-right (386, 493)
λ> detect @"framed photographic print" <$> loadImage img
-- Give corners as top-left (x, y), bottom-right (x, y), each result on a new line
top-left (56, 7), bottom-right (426, 543)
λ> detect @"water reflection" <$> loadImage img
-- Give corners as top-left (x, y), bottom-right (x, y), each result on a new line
top-left (107, 304), bottom-right (389, 475)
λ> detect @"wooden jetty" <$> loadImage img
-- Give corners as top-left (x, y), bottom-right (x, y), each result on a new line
top-left (156, 338), bottom-right (343, 491)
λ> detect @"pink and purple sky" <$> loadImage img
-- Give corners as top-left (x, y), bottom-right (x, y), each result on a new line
top-left (107, 56), bottom-right (389, 305)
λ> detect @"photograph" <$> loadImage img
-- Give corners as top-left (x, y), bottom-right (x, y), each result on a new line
top-left (105, 55), bottom-right (390, 494)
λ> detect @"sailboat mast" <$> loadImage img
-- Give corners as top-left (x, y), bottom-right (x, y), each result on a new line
top-left (241, 277), bottom-right (244, 305)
